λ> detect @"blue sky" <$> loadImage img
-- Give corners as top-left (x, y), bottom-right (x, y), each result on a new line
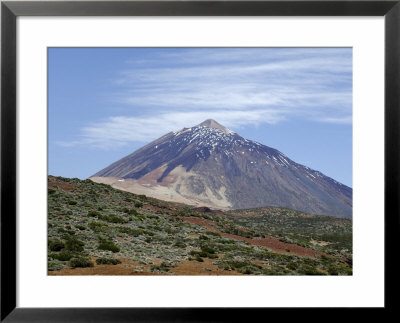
top-left (48, 48), bottom-right (352, 187)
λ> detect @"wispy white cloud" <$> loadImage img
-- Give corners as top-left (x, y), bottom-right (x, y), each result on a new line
top-left (57, 110), bottom-right (283, 149)
top-left (59, 48), bottom-right (352, 148)
top-left (316, 116), bottom-right (353, 124)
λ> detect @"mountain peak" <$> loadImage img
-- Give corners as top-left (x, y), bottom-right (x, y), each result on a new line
top-left (197, 119), bottom-right (233, 134)
top-left (93, 118), bottom-right (352, 218)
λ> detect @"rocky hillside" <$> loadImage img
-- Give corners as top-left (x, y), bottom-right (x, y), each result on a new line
top-left (92, 119), bottom-right (352, 218)
top-left (48, 176), bottom-right (352, 276)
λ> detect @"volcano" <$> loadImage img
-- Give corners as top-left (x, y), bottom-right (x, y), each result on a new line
top-left (91, 119), bottom-right (352, 218)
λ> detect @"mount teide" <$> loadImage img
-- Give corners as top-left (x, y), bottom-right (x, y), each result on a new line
top-left (91, 119), bottom-right (352, 218)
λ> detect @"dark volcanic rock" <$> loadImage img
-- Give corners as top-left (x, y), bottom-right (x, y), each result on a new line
top-left (93, 119), bottom-right (352, 218)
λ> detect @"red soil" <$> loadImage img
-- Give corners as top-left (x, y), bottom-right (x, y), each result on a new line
top-left (48, 256), bottom-right (240, 276)
top-left (170, 256), bottom-right (240, 275)
top-left (180, 216), bottom-right (324, 258)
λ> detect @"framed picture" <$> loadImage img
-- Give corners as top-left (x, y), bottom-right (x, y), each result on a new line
top-left (1, 0), bottom-right (398, 320)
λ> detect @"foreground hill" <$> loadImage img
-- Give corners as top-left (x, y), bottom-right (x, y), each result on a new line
top-left (48, 176), bottom-right (352, 275)
top-left (92, 119), bottom-right (352, 218)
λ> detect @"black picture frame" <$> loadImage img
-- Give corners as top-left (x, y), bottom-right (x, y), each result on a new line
top-left (1, 0), bottom-right (399, 321)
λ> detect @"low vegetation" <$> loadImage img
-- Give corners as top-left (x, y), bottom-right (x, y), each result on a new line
top-left (226, 207), bottom-right (352, 259)
top-left (48, 176), bottom-right (352, 275)
top-left (96, 258), bottom-right (122, 265)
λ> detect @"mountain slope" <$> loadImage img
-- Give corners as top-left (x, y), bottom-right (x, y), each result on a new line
top-left (92, 119), bottom-right (352, 218)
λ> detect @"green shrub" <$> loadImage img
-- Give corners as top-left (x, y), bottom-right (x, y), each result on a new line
top-left (326, 263), bottom-right (352, 276)
top-left (48, 239), bottom-right (65, 252)
top-left (88, 221), bottom-right (109, 232)
top-left (229, 227), bottom-right (254, 238)
top-left (144, 230), bottom-right (154, 236)
top-left (48, 188), bottom-right (56, 194)
top-left (327, 265), bottom-right (339, 275)
top-left (98, 214), bottom-right (127, 224)
top-left (69, 257), bottom-right (94, 268)
top-left (50, 251), bottom-right (75, 261)
top-left (117, 226), bottom-right (144, 236)
top-left (96, 258), bottom-right (121, 265)
top-left (165, 227), bottom-right (177, 234)
top-left (76, 224), bottom-right (86, 231)
top-left (119, 207), bottom-right (138, 215)
top-left (68, 200), bottom-right (78, 205)
top-left (57, 228), bottom-right (67, 234)
top-left (64, 236), bottom-right (84, 252)
top-left (48, 259), bottom-right (63, 271)
top-left (287, 262), bottom-right (299, 271)
top-left (215, 259), bottom-right (262, 274)
top-left (189, 249), bottom-right (218, 259)
top-left (319, 254), bottom-right (330, 262)
top-left (173, 240), bottom-right (187, 248)
top-left (201, 244), bottom-right (216, 254)
top-left (98, 239), bottom-right (120, 253)
top-left (298, 264), bottom-right (324, 275)
top-left (87, 210), bottom-right (101, 217)
top-left (134, 201), bottom-right (143, 208)
top-left (206, 231), bottom-right (221, 237)
top-left (238, 267), bottom-right (256, 275)
top-left (150, 261), bottom-right (174, 273)
top-left (216, 238), bottom-right (236, 245)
